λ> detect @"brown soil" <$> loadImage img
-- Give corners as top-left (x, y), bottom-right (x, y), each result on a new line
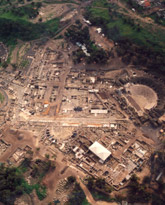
top-left (125, 84), bottom-right (158, 111)
top-left (89, 26), bottom-right (114, 51)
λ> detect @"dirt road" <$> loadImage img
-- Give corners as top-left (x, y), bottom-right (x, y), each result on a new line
top-left (77, 177), bottom-right (118, 205)
top-left (77, 177), bottom-right (96, 204)
top-left (115, 0), bottom-right (165, 31)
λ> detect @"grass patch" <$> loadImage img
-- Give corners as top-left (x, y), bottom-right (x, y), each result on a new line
top-left (0, 92), bottom-right (4, 103)
top-left (6, 44), bottom-right (16, 63)
top-left (20, 59), bottom-right (29, 68)
top-left (0, 17), bottom-right (60, 46)
top-left (92, 0), bottom-right (108, 8)
top-left (21, 180), bottom-right (47, 200)
top-left (82, 198), bottom-right (91, 205)
top-left (44, 18), bottom-right (59, 33)
top-left (44, 0), bottom-right (79, 5)
top-left (85, 6), bottom-right (165, 52)
top-left (89, 7), bottom-right (109, 22)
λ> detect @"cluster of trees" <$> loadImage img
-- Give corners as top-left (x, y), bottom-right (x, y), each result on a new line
top-left (150, 12), bottom-right (165, 26)
top-left (0, 156), bottom-right (56, 204)
top-left (8, 2), bottom-right (42, 19)
top-left (0, 18), bottom-right (44, 44)
top-left (65, 22), bottom-right (109, 64)
top-left (122, 0), bottom-right (143, 13)
top-left (84, 6), bottom-right (165, 73)
top-left (31, 159), bottom-right (56, 179)
top-left (0, 16), bottom-right (59, 45)
top-left (128, 174), bottom-right (151, 203)
top-left (116, 38), bottom-right (165, 73)
top-left (84, 7), bottom-right (142, 43)
top-left (67, 183), bottom-right (86, 205)
top-left (87, 177), bottom-right (113, 193)
top-left (0, 164), bottom-right (26, 205)
top-left (66, 176), bottom-right (76, 185)
top-left (128, 174), bottom-right (165, 204)
top-left (65, 22), bottom-right (89, 45)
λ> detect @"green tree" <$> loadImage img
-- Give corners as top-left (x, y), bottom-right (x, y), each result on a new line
top-left (0, 164), bottom-right (24, 205)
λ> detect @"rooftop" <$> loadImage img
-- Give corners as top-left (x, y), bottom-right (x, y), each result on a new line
top-left (89, 141), bottom-right (111, 162)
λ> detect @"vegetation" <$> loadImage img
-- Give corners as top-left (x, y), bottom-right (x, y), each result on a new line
top-left (65, 23), bottom-right (109, 64)
top-left (86, 177), bottom-right (114, 202)
top-left (87, 177), bottom-right (113, 193)
top-left (121, 0), bottom-right (143, 13)
top-left (127, 174), bottom-right (151, 203)
top-left (0, 17), bottom-right (59, 46)
top-left (67, 176), bottom-right (76, 185)
top-left (84, 0), bottom-right (165, 73)
top-left (148, 13), bottom-right (165, 26)
top-left (0, 1), bottom-right (60, 46)
top-left (67, 182), bottom-right (87, 205)
top-left (127, 172), bottom-right (164, 204)
top-left (0, 164), bottom-right (47, 205)
top-left (31, 159), bottom-right (55, 180)
top-left (0, 92), bottom-right (4, 103)
top-left (0, 155), bottom-right (57, 204)
top-left (1, 2), bottom-right (42, 20)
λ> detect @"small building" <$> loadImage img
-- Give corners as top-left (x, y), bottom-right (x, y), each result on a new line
top-left (90, 109), bottom-right (108, 114)
top-left (89, 141), bottom-right (111, 162)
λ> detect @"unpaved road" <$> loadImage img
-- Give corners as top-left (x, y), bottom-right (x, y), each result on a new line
top-left (115, 0), bottom-right (165, 31)
top-left (77, 177), bottom-right (118, 205)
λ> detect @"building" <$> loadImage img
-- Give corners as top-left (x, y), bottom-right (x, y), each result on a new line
top-left (89, 141), bottom-right (111, 162)
top-left (90, 109), bottom-right (108, 114)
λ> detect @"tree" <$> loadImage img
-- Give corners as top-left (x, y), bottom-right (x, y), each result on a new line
top-left (67, 183), bottom-right (86, 205)
top-left (0, 164), bottom-right (24, 205)
top-left (95, 178), bottom-right (106, 189)
top-left (67, 176), bottom-right (76, 185)
top-left (86, 177), bottom-right (94, 190)
top-left (45, 154), bottom-right (49, 159)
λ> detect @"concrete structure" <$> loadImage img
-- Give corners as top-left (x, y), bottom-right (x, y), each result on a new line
top-left (89, 141), bottom-right (111, 162)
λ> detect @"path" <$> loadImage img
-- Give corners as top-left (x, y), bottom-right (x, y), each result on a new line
top-left (77, 177), bottom-right (96, 205)
top-left (115, 0), bottom-right (165, 31)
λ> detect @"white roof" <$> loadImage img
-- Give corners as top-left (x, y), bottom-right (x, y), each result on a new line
top-left (89, 141), bottom-right (111, 161)
top-left (90, 109), bottom-right (108, 114)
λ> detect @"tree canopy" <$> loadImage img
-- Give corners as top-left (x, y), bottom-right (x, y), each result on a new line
top-left (0, 164), bottom-right (24, 205)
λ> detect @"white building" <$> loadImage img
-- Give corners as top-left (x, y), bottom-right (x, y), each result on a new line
top-left (89, 141), bottom-right (111, 162)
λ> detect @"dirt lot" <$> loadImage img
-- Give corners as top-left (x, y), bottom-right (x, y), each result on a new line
top-left (32, 3), bottom-right (77, 23)
top-left (89, 26), bottom-right (114, 51)
top-left (0, 127), bottom-right (37, 162)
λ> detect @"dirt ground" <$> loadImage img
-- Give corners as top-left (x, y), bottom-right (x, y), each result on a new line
top-left (89, 26), bottom-right (114, 51)
top-left (32, 3), bottom-right (77, 23)
top-left (40, 159), bottom-right (86, 204)
top-left (136, 166), bottom-right (151, 183)
top-left (0, 127), bottom-right (37, 162)
top-left (125, 84), bottom-right (158, 111)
